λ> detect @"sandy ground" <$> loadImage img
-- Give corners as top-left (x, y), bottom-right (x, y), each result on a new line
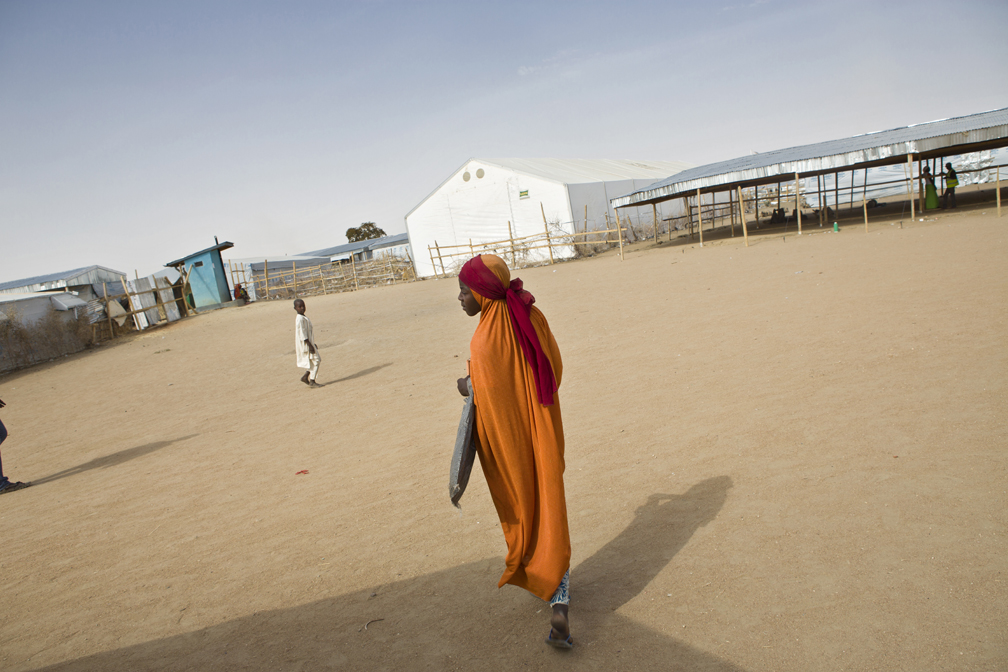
top-left (0, 205), bottom-right (1005, 671)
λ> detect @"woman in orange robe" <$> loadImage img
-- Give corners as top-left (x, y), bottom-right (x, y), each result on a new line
top-left (456, 254), bottom-right (573, 649)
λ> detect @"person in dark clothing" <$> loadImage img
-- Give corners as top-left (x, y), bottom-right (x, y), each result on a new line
top-left (942, 163), bottom-right (958, 209)
top-left (0, 398), bottom-right (31, 494)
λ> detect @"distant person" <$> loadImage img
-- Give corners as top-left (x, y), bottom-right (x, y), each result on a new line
top-left (294, 299), bottom-right (321, 387)
top-left (0, 398), bottom-right (31, 495)
top-left (234, 283), bottom-right (251, 303)
top-left (922, 166), bottom-right (939, 210)
top-left (942, 163), bottom-right (958, 209)
top-left (455, 253), bottom-right (573, 649)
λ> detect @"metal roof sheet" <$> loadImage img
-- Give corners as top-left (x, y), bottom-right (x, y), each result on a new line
top-left (165, 241), bottom-right (234, 267)
top-left (0, 265), bottom-right (126, 292)
top-left (300, 232), bottom-right (409, 258)
top-left (612, 107), bottom-right (1008, 207)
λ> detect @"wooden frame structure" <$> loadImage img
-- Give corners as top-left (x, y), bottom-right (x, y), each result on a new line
top-left (611, 108), bottom-right (1008, 247)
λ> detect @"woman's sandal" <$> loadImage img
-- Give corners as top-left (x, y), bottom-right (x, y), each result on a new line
top-left (545, 628), bottom-right (573, 650)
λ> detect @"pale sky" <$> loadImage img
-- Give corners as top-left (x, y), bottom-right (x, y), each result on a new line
top-left (2, 0), bottom-right (1006, 282)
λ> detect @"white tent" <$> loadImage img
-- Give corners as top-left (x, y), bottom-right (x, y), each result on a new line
top-left (405, 158), bottom-right (691, 277)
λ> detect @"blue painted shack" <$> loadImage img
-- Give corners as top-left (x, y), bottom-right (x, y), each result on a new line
top-left (165, 241), bottom-right (234, 309)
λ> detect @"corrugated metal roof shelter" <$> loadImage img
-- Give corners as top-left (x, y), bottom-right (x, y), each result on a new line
top-left (0, 265), bottom-right (126, 301)
top-left (611, 108), bottom-right (1008, 244)
top-left (301, 232), bottom-right (411, 262)
top-left (405, 158), bottom-right (692, 277)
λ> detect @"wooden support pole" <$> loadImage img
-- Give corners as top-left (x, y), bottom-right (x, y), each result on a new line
top-left (350, 255), bottom-right (359, 290)
top-left (918, 157), bottom-right (925, 215)
top-left (908, 155), bottom-right (915, 221)
top-left (122, 275), bottom-right (141, 330)
top-left (468, 239), bottom-right (474, 258)
top-left (817, 174), bottom-right (823, 227)
top-left (429, 246), bottom-right (439, 279)
top-left (614, 209), bottom-right (625, 259)
top-left (834, 172), bottom-right (838, 221)
top-left (729, 188), bottom-right (735, 237)
top-left (998, 165), bottom-right (1002, 217)
top-left (863, 194), bottom-right (869, 233)
top-left (264, 260), bottom-right (269, 298)
top-left (697, 189), bottom-right (704, 247)
top-left (754, 187), bottom-right (760, 228)
top-left (103, 281), bottom-right (113, 340)
top-left (653, 203), bottom-right (659, 242)
top-left (292, 261), bottom-right (298, 297)
top-left (795, 172), bottom-right (802, 234)
top-left (319, 266), bottom-right (328, 294)
top-left (738, 186), bottom-right (749, 247)
top-left (584, 204), bottom-right (588, 238)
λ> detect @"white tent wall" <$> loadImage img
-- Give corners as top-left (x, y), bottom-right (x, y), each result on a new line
top-left (406, 158), bottom-right (694, 278)
top-left (407, 160), bottom-right (572, 277)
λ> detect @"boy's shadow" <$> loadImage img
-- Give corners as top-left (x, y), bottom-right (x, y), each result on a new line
top-left (30, 434), bottom-right (199, 487)
top-left (327, 361), bottom-right (392, 384)
top-left (37, 476), bottom-right (740, 671)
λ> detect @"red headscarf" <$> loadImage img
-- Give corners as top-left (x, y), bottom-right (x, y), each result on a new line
top-left (459, 255), bottom-right (558, 406)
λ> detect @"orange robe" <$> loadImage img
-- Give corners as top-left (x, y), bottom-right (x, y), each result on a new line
top-left (468, 266), bottom-right (570, 602)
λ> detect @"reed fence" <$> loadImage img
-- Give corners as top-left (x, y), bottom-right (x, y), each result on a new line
top-left (251, 253), bottom-right (417, 300)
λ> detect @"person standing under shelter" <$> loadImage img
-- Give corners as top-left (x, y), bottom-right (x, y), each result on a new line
top-left (294, 299), bottom-right (321, 388)
top-left (922, 166), bottom-right (940, 210)
top-left (0, 397), bottom-right (31, 494)
top-left (455, 253), bottom-right (573, 650)
top-left (943, 162), bottom-right (958, 209)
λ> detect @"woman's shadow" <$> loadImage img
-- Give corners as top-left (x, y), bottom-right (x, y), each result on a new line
top-left (34, 476), bottom-right (740, 671)
top-left (573, 476), bottom-right (734, 644)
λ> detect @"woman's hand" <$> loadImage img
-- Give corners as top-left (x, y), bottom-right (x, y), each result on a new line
top-left (457, 377), bottom-right (469, 397)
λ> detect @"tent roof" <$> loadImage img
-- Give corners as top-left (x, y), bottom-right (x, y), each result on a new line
top-left (405, 158), bottom-right (693, 220)
top-left (613, 107), bottom-right (1008, 207)
top-left (478, 158), bottom-right (694, 184)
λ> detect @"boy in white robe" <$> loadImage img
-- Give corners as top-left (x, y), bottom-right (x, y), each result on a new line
top-left (294, 299), bottom-right (321, 387)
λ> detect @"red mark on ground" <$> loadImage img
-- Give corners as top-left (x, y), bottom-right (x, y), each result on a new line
top-left (296, 470), bottom-right (309, 475)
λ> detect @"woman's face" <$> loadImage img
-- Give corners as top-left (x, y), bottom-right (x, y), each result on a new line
top-left (458, 280), bottom-right (481, 316)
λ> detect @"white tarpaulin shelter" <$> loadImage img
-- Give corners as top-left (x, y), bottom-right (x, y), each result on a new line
top-left (405, 158), bottom-right (691, 278)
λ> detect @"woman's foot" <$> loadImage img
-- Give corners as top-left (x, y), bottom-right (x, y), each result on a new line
top-left (546, 604), bottom-right (572, 649)
top-left (300, 371), bottom-right (310, 384)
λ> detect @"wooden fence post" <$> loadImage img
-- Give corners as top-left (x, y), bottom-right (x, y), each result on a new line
top-left (429, 246), bottom-right (439, 279)
top-left (264, 260), bottom-right (269, 299)
top-left (292, 262), bottom-right (298, 297)
top-left (103, 281), bottom-right (113, 340)
top-left (653, 203), bottom-right (659, 242)
top-left (863, 195), bottom-right (868, 233)
top-left (435, 242), bottom-right (446, 277)
top-left (614, 209), bottom-right (625, 260)
top-left (350, 255), bottom-right (359, 290)
top-left (539, 203), bottom-right (554, 264)
top-left (997, 165), bottom-right (1002, 217)
top-left (508, 221), bottom-right (517, 267)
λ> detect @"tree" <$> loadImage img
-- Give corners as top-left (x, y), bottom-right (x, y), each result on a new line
top-left (345, 222), bottom-right (386, 242)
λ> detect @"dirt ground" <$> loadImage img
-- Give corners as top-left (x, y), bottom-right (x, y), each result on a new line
top-left (1, 204), bottom-right (1005, 671)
